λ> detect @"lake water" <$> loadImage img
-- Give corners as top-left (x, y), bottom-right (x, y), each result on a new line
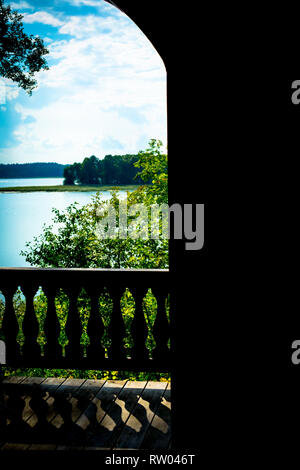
top-left (0, 177), bottom-right (65, 187)
top-left (0, 178), bottom-right (128, 267)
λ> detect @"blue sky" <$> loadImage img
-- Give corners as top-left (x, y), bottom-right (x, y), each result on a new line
top-left (0, 0), bottom-right (167, 164)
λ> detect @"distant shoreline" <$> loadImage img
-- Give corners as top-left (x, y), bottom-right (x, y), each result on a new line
top-left (0, 184), bottom-right (141, 193)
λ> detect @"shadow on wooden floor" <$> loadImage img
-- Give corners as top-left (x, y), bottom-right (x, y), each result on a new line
top-left (0, 376), bottom-right (171, 450)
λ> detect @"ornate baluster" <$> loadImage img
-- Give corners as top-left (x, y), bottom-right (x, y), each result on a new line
top-left (151, 287), bottom-right (170, 361)
top-left (65, 287), bottom-right (82, 361)
top-left (43, 285), bottom-right (62, 360)
top-left (1, 286), bottom-right (20, 361)
top-left (130, 287), bottom-right (149, 361)
top-left (108, 286), bottom-right (127, 361)
top-left (22, 284), bottom-right (40, 359)
top-left (87, 287), bottom-right (105, 360)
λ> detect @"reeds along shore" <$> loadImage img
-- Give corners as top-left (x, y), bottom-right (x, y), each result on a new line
top-left (0, 184), bottom-right (141, 193)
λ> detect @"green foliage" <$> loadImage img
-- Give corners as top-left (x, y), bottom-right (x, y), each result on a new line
top-left (63, 154), bottom-right (142, 186)
top-left (21, 189), bottom-right (169, 269)
top-left (3, 140), bottom-right (170, 381)
top-left (0, 0), bottom-right (49, 94)
top-left (13, 288), bottom-right (26, 348)
top-left (1, 287), bottom-right (170, 381)
top-left (21, 202), bottom-right (103, 268)
top-left (0, 184), bottom-right (140, 193)
top-left (63, 164), bottom-right (77, 185)
top-left (133, 139), bottom-right (168, 205)
top-left (2, 367), bottom-right (170, 382)
top-left (0, 162), bottom-right (66, 179)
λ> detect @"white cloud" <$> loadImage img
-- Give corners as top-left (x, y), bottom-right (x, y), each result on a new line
top-left (68, 0), bottom-right (106, 6)
top-left (3, 3), bottom-right (167, 163)
top-left (43, 37), bottom-right (54, 44)
top-left (9, 1), bottom-right (34, 10)
top-left (6, 85), bottom-right (19, 101)
top-left (12, 96), bottom-right (166, 163)
top-left (0, 79), bottom-right (20, 102)
top-left (57, 11), bottom-right (131, 38)
top-left (22, 11), bottom-right (64, 27)
top-left (64, 0), bottom-right (117, 9)
top-left (37, 11), bottom-right (166, 109)
top-left (58, 15), bottom-right (102, 37)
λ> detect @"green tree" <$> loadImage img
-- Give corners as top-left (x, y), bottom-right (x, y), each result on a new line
top-left (17, 140), bottom-right (170, 381)
top-left (63, 165), bottom-right (76, 185)
top-left (0, 0), bottom-right (49, 94)
top-left (63, 154), bottom-right (142, 186)
top-left (21, 191), bottom-right (168, 269)
top-left (63, 162), bottom-right (81, 185)
top-left (22, 140), bottom-right (168, 269)
top-left (102, 154), bottom-right (120, 185)
top-left (80, 155), bottom-right (101, 185)
top-left (133, 139), bottom-right (168, 204)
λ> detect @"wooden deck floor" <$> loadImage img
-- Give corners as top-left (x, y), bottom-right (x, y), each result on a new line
top-left (0, 376), bottom-right (171, 451)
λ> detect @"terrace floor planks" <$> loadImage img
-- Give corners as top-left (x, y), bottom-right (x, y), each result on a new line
top-left (0, 377), bottom-right (171, 450)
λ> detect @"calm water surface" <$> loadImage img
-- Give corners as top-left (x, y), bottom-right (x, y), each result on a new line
top-left (0, 177), bottom-right (64, 187)
top-left (0, 178), bottom-right (127, 267)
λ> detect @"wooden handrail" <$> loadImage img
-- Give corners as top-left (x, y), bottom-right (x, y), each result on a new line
top-left (0, 268), bottom-right (170, 372)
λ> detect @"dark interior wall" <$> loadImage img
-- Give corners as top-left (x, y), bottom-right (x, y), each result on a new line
top-left (104, 0), bottom-right (212, 452)
top-left (106, 1), bottom-right (298, 463)
top-left (104, 0), bottom-right (169, 66)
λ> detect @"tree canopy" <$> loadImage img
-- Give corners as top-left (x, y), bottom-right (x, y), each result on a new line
top-left (0, 0), bottom-right (49, 94)
top-left (132, 139), bottom-right (167, 204)
top-left (63, 154), bottom-right (144, 186)
top-left (18, 140), bottom-right (169, 381)
top-left (0, 162), bottom-right (66, 178)
top-left (22, 140), bottom-right (168, 269)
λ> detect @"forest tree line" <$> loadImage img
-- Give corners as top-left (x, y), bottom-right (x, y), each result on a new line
top-left (0, 154), bottom-right (144, 184)
top-left (0, 162), bottom-right (66, 178)
top-left (63, 154), bottom-right (143, 185)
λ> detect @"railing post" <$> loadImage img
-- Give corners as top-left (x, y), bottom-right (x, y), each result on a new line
top-left (1, 285), bottom-right (20, 361)
top-left (87, 287), bottom-right (106, 360)
top-left (0, 268), bottom-right (170, 370)
top-left (65, 287), bottom-right (82, 361)
top-left (152, 287), bottom-right (170, 361)
top-left (43, 285), bottom-right (62, 360)
top-left (22, 284), bottom-right (41, 359)
top-left (130, 287), bottom-right (149, 361)
top-left (108, 285), bottom-right (127, 361)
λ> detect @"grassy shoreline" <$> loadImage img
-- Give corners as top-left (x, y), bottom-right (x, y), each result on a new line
top-left (0, 184), bottom-right (141, 193)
